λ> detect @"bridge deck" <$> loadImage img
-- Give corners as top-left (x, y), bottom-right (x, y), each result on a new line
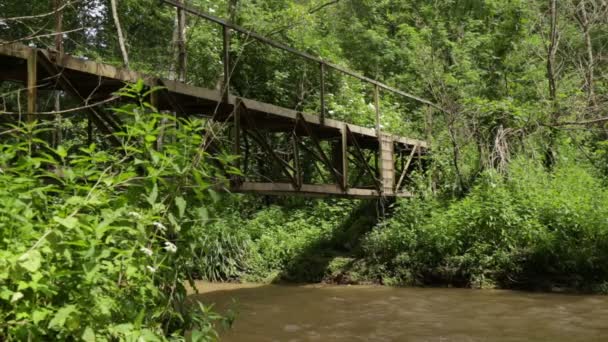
top-left (0, 44), bottom-right (428, 198)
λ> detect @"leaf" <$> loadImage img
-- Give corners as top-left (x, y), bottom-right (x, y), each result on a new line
top-left (82, 326), bottom-right (96, 342)
top-left (18, 250), bottom-right (41, 272)
top-left (56, 145), bottom-right (68, 159)
top-left (32, 309), bottom-right (50, 325)
top-left (48, 305), bottom-right (77, 330)
top-left (146, 183), bottom-right (158, 206)
top-left (10, 291), bottom-right (23, 303)
top-left (175, 196), bottom-right (186, 218)
top-left (53, 216), bottom-right (78, 229)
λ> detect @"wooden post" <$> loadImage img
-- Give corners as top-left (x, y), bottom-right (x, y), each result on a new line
top-left (233, 102), bottom-right (241, 169)
top-left (222, 25), bottom-right (231, 102)
top-left (292, 134), bottom-right (301, 189)
top-left (26, 49), bottom-right (37, 124)
top-left (341, 123), bottom-right (348, 190)
top-left (320, 62), bottom-right (325, 125)
top-left (374, 84), bottom-right (380, 135)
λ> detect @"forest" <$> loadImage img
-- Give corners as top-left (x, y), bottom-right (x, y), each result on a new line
top-left (1, 0), bottom-right (608, 340)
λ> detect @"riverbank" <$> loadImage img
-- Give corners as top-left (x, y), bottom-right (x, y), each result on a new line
top-left (200, 160), bottom-right (608, 295)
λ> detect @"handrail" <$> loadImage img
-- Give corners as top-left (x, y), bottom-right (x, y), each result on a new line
top-left (160, 0), bottom-right (446, 127)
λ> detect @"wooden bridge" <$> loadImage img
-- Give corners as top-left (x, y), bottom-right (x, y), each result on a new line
top-left (0, 1), bottom-right (431, 199)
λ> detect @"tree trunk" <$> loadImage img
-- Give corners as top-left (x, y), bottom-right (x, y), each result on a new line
top-left (545, 0), bottom-right (559, 169)
top-left (176, 0), bottom-right (187, 82)
top-left (576, 1), bottom-right (597, 108)
top-left (110, 0), bottom-right (129, 68)
top-left (53, 0), bottom-right (64, 148)
top-left (53, 0), bottom-right (64, 55)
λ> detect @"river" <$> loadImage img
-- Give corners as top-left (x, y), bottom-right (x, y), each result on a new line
top-left (191, 282), bottom-right (608, 341)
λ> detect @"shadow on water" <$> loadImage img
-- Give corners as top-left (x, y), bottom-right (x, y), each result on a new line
top-left (276, 198), bottom-right (394, 283)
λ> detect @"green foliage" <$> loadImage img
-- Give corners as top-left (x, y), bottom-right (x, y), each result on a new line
top-left (363, 157), bottom-right (608, 291)
top-left (0, 83), bottom-right (232, 340)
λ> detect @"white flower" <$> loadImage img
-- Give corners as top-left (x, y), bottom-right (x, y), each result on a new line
top-left (140, 247), bottom-right (153, 257)
top-left (146, 265), bottom-right (156, 273)
top-left (153, 222), bottom-right (167, 232)
top-left (209, 8), bottom-right (216, 13)
top-left (128, 211), bottom-right (142, 219)
top-left (163, 241), bottom-right (177, 253)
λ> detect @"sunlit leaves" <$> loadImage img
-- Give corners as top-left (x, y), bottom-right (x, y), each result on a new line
top-left (0, 85), bottom-right (229, 340)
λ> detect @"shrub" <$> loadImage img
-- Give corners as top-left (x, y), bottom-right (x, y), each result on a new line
top-left (0, 82), bottom-right (231, 340)
top-left (363, 157), bottom-right (608, 290)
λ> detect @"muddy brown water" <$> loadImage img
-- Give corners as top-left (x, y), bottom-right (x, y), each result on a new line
top-left (191, 282), bottom-right (608, 341)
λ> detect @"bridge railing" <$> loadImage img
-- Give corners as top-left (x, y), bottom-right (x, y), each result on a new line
top-left (161, 0), bottom-right (442, 137)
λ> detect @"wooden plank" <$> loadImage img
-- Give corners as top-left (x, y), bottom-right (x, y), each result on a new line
top-left (0, 43), bottom-right (30, 59)
top-left (162, 79), bottom-right (223, 102)
top-left (233, 181), bottom-right (410, 198)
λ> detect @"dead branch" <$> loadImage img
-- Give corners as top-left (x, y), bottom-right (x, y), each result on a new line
top-left (0, 0), bottom-right (79, 22)
top-left (1, 96), bottom-right (119, 116)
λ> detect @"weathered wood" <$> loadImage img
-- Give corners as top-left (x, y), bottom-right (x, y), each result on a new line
top-left (26, 49), bottom-right (37, 123)
top-left (292, 133), bottom-right (301, 189)
top-left (35, 51), bottom-right (122, 146)
top-left (233, 100), bottom-right (241, 173)
top-left (0, 43), bottom-right (429, 199)
top-left (347, 126), bottom-right (382, 192)
top-left (395, 144), bottom-right (418, 191)
top-left (297, 113), bottom-right (345, 191)
top-left (378, 133), bottom-right (394, 195)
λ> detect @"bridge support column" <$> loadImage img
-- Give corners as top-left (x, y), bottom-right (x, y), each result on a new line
top-left (378, 133), bottom-right (395, 196)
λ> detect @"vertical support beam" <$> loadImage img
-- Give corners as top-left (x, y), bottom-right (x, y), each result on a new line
top-left (222, 25), bottom-right (231, 103)
top-left (320, 62), bottom-right (325, 125)
top-left (378, 134), bottom-right (395, 196)
top-left (341, 123), bottom-right (348, 190)
top-left (374, 84), bottom-right (380, 135)
top-left (233, 102), bottom-right (241, 170)
top-left (26, 49), bottom-right (37, 124)
top-left (292, 133), bottom-right (301, 189)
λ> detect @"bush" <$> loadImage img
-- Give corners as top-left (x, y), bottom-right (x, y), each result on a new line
top-left (363, 157), bottom-right (608, 290)
top-left (0, 82), bottom-right (231, 340)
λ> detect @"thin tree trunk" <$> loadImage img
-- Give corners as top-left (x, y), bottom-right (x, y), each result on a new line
top-left (110, 0), bottom-right (129, 68)
top-left (545, 0), bottom-right (559, 169)
top-left (547, 0), bottom-right (559, 113)
top-left (53, 0), bottom-right (64, 55)
top-left (53, 0), bottom-right (64, 147)
top-left (54, 93), bottom-right (62, 147)
top-left (577, 1), bottom-right (597, 108)
top-left (176, 0), bottom-right (187, 82)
